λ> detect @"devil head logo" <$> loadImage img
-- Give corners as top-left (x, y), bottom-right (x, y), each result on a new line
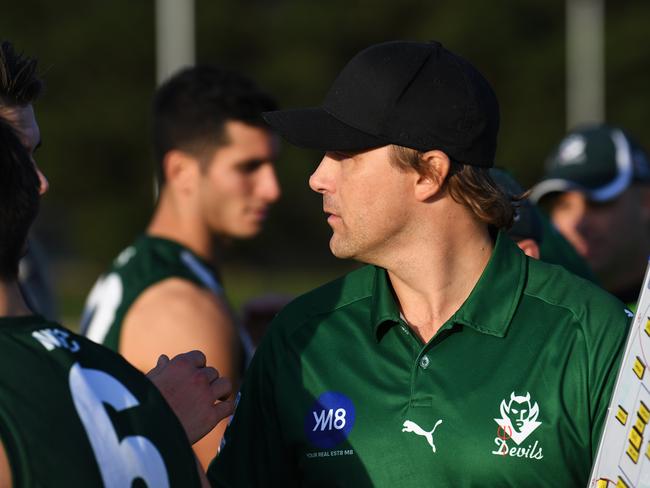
top-left (494, 392), bottom-right (542, 445)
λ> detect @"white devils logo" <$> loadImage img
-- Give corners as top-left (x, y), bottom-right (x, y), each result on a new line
top-left (494, 392), bottom-right (542, 445)
top-left (402, 419), bottom-right (443, 453)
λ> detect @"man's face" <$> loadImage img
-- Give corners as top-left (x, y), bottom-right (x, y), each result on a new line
top-left (549, 189), bottom-right (648, 281)
top-left (198, 121), bottom-right (280, 238)
top-left (0, 104), bottom-right (48, 195)
top-left (309, 146), bottom-right (416, 262)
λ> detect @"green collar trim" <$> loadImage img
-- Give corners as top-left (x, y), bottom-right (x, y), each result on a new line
top-left (371, 231), bottom-right (526, 339)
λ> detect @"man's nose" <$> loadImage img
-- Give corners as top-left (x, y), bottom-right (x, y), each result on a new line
top-left (258, 164), bottom-right (281, 203)
top-left (309, 155), bottom-right (335, 194)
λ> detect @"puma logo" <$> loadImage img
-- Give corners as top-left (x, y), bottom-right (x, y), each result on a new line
top-left (402, 419), bottom-right (443, 453)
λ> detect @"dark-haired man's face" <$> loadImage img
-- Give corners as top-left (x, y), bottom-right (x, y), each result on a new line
top-left (0, 104), bottom-right (48, 195)
top-left (198, 121), bottom-right (281, 238)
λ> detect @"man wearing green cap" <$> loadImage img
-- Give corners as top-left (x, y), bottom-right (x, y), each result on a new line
top-left (530, 124), bottom-right (650, 308)
top-left (209, 41), bottom-right (630, 487)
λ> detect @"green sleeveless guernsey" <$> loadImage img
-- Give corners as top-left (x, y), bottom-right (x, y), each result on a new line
top-left (81, 235), bottom-right (253, 361)
top-left (0, 314), bottom-right (200, 487)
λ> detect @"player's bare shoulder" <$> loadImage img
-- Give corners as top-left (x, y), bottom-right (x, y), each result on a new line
top-left (129, 277), bottom-right (232, 329)
top-left (120, 277), bottom-right (236, 372)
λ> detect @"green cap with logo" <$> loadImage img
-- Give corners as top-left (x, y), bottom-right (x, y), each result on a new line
top-left (530, 123), bottom-right (650, 203)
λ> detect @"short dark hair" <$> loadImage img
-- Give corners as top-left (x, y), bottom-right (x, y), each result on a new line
top-left (0, 41), bottom-right (43, 107)
top-left (390, 145), bottom-right (514, 229)
top-left (152, 65), bottom-right (277, 185)
top-left (0, 119), bottom-right (40, 280)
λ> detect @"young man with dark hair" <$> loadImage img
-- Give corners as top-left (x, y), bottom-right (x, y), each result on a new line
top-left (209, 41), bottom-right (630, 487)
top-left (81, 64), bottom-right (281, 466)
top-left (0, 40), bottom-right (55, 319)
top-left (530, 123), bottom-right (650, 308)
top-left (0, 120), bottom-right (233, 487)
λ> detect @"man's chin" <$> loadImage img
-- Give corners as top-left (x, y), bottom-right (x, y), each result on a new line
top-left (233, 225), bottom-right (263, 240)
top-left (329, 238), bottom-right (356, 260)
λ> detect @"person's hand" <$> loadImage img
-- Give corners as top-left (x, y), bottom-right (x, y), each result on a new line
top-left (146, 350), bottom-right (233, 444)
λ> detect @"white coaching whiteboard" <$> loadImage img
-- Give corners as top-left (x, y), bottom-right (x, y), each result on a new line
top-left (590, 262), bottom-right (650, 488)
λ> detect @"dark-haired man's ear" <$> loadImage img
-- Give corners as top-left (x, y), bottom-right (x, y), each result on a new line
top-left (414, 149), bottom-right (450, 202)
top-left (163, 150), bottom-right (200, 195)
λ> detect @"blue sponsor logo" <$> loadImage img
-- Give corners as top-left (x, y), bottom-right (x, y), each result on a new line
top-left (304, 392), bottom-right (355, 449)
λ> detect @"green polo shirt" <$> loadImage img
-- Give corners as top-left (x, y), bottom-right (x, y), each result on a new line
top-left (208, 232), bottom-right (630, 487)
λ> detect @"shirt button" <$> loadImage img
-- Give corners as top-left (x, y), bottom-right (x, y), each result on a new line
top-left (419, 355), bottom-right (430, 369)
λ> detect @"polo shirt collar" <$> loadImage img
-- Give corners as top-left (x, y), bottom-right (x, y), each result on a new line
top-left (370, 266), bottom-right (402, 334)
top-left (371, 231), bottom-right (527, 339)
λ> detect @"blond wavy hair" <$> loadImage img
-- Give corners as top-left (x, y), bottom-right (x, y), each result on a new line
top-left (390, 145), bottom-right (514, 229)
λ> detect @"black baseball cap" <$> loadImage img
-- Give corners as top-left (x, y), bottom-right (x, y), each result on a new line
top-left (263, 40), bottom-right (499, 167)
top-left (530, 124), bottom-right (650, 203)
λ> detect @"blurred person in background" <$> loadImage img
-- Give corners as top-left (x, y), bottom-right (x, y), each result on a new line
top-left (0, 118), bottom-right (234, 487)
top-left (491, 167), bottom-right (596, 282)
top-left (490, 168), bottom-right (543, 259)
top-left (81, 65), bottom-right (281, 467)
top-left (530, 124), bottom-right (650, 309)
top-left (209, 40), bottom-right (629, 487)
top-left (0, 40), bottom-right (57, 320)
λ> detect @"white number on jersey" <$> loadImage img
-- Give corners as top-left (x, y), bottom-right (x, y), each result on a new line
top-left (81, 273), bottom-right (123, 344)
top-left (69, 363), bottom-right (169, 488)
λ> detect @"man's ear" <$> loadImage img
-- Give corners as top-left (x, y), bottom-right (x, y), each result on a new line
top-left (162, 150), bottom-right (200, 194)
top-left (414, 150), bottom-right (450, 201)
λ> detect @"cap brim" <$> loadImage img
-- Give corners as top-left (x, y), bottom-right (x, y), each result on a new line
top-left (529, 177), bottom-right (628, 204)
top-left (263, 107), bottom-right (390, 151)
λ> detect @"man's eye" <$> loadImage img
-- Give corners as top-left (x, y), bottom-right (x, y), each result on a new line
top-left (329, 151), bottom-right (352, 160)
top-left (238, 161), bottom-right (263, 173)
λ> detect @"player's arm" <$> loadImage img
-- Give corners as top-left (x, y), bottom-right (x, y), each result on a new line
top-left (120, 277), bottom-right (241, 469)
top-left (0, 437), bottom-right (12, 488)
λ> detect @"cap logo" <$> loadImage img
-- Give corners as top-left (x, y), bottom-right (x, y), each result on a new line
top-left (556, 135), bottom-right (587, 166)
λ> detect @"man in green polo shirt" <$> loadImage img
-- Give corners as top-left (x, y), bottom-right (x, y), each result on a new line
top-left (208, 41), bottom-right (630, 487)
